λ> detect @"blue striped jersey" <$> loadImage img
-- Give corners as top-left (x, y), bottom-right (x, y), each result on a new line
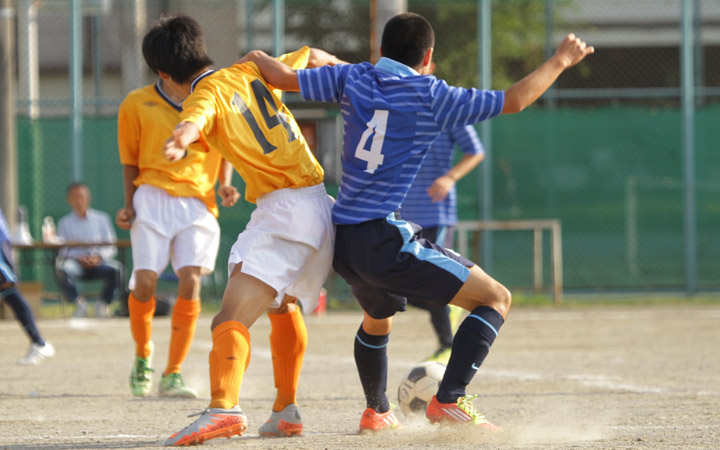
top-left (400, 125), bottom-right (484, 228)
top-left (0, 209), bottom-right (9, 243)
top-left (298, 57), bottom-right (503, 225)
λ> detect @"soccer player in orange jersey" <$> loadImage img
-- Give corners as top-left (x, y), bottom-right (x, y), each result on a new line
top-left (152, 27), bottom-right (344, 447)
top-left (116, 16), bottom-right (240, 399)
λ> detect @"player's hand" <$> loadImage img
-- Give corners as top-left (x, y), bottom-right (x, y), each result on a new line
top-left (79, 255), bottom-right (101, 268)
top-left (115, 207), bottom-right (135, 230)
top-left (308, 48), bottom-right (348, 68)
top-left (164, 122), bottom-right (199, 162)
top-left (427, 175), bottom-right (454, 202)
top-left (554, 33), bottom-right (594, 69)
top-left (234, 50), bottom-right (264, 66)
top-left (218, 185), bottom-right (240, 207)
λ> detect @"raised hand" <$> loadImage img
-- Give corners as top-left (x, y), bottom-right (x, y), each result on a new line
top-left (554, 33), bottom-right (594, 69)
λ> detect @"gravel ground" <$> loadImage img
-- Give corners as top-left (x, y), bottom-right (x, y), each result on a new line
top-left (1, 303), bottom-right (719, 449)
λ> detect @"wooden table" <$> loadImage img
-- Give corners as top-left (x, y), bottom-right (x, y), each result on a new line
top-left (13, 240), bottom-right (132, 317)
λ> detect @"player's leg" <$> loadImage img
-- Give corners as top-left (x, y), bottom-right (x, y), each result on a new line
top-left (258, 297), bottom-right (306, 437)
top-left (165, 184), bottom-right (335, 446)
top-left (426, 264), bottom-right (510, 428)
top-left (355, 309), bottom-right (403, 433)
top-left (156, 265), bottom-right (202, 398)
top-left (414, 226), bottom-right (455, 363)
top-left (1, 251), bottom-right (55, 365)
top-left (127, 269), bottom-right (158, 396)
top-left (82, 261), bottom-right (120, 317)
top-left (165, 264), bottom-right (276, 446)
top-left (54, 258), bottom-right (87, 317)
top-left (161, 212), bottom-right (220, 398)
top-left (254, 188), bottom-right (333, 437)
top-left (127, 219), bottom-right (169, 396)
top-left (335, 214), bottom-right (507, 428)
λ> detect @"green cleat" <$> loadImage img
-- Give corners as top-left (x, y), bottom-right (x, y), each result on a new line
top-left (425, 346), bottom-right (452, 366)
top-left (130, 355), bottom-right (154, 397)
top-left (448, 305), bottom-right (465, 334)
top-left (159, 372), bottom-right (198, 398)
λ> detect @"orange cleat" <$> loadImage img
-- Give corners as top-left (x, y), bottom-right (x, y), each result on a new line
top-left (165, 406), bottom-right (248, 446)
top-left (359, 407), bottom-right (403, 433)
top-left (426, 395), bottom-right (501, 430)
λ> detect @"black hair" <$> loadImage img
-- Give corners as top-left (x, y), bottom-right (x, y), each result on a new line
top-left (142, 15), bottom-right (214, 84)
top-left (380, 13), bottom-right (435, 68)
top-left (66, 181), bottom-right (88, 196)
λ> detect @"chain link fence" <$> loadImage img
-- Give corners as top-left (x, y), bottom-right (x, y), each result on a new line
top-left (8, 0), bottom-right (720, 304)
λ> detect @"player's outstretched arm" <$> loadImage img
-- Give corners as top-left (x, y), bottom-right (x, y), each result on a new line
top-left (238, 50), bottom-right (301, 92)
top-left (164, 121), bottom-right (200, 161)
top-left (502, 33), bottom-right (594, 114)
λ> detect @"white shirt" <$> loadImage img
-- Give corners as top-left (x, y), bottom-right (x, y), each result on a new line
top-left (56, 208), bottom-right (117, 262)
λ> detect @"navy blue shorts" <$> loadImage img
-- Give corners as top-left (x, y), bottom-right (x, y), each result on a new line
top-left (333, 213), bottom-right (474, 319)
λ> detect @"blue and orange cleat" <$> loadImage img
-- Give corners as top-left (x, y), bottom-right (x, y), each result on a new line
top-left (258, 404), bottom-right (303, 437)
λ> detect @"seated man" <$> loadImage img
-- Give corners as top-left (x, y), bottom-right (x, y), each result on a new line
top-left (55, 182), bottom-right (121, 318)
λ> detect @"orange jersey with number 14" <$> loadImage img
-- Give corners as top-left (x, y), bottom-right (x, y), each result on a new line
top-left (180, 47), bottom-right (323, 204)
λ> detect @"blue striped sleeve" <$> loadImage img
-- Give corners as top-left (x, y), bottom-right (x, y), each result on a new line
top-left (298, 64), bottom-right (353, 103)
top-left (449, 125), bottom-right (484, 156)
top-left (430, 79), bottom-right (504, 130)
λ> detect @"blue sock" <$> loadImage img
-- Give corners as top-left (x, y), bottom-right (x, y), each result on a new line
top-left (1, 286), bottom-right (45, 346)
top-left (354, 325), bottom-right (390, 413)
top-left (436, 306), bottom-right (504, 404)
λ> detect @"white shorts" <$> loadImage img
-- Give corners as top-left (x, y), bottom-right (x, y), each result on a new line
top-left (228, 183), bottom-right (335, 312)
top-left (129, 185), bottom-right (220, 289)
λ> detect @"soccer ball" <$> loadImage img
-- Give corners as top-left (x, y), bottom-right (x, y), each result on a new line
top-left (397, 361), bottom-right (446, 417)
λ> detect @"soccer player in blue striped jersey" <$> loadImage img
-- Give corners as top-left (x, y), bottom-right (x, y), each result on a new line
top-left (241, 12), bottom-right (593, 432)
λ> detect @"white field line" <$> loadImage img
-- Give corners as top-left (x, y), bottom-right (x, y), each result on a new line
top-left (610, 424), bottom-right (720, 430)
top-left (1, 306), bottom-right (718, 331)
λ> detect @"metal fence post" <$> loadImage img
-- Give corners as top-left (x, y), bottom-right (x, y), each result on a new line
top-left (478, 0), bottom-right (494, 273)
top-left (70, 0), bottom-right (83, 181)
top-left (681, 0), bottom-right (697, 296)
top-left (0, 0), bottom-right (17, 226)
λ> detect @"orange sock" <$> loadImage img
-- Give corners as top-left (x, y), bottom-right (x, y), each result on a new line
top-left (269, 307), bottom-right (307, 412)
top-left (209, 321), bottom-right (251, 410)
top-left (128, 293), bottom-right (156, 358)
top-left (164, 297), bottom-right (201, 376)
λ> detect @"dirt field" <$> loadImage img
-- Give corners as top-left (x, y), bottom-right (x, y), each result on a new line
top-left (1, 303), bottom-right (719, 449)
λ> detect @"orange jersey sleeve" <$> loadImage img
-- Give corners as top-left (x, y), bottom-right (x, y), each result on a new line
top-left (117, 84), bottom-right (224, 216)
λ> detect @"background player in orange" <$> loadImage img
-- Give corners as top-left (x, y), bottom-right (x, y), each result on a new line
top-left (161, 46), bottom-right (343, 445)
top-left (115, 16), bottom-right (240, 399)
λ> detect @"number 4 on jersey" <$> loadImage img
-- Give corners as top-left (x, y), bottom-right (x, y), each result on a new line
top-left (355, 109), bottom-right (388, 174)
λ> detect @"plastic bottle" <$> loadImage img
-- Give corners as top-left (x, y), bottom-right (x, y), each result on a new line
top-left (11, 205), bottom-right (34, 244)
top-left (42, 216), bottom-right (57, 244)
